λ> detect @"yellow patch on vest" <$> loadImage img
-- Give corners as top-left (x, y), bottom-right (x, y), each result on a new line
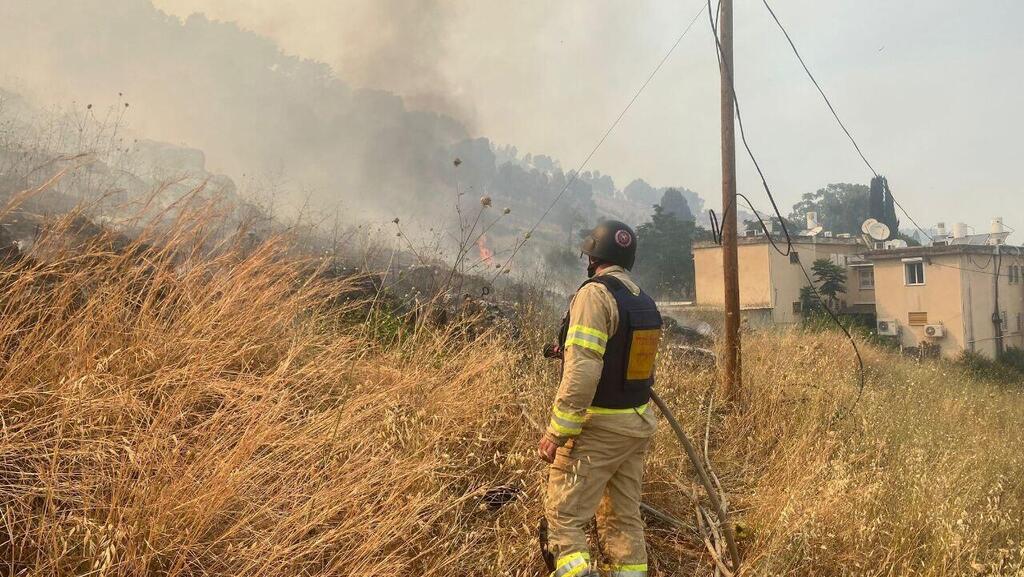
top-left (626, 328), bottom-right (661, 380)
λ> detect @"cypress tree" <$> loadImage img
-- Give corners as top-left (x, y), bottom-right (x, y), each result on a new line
top-left (870, 175), bottom-right (899, 240)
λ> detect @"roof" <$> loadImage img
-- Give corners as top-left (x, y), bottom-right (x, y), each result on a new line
top-left (866, 243), bottom-right (1019, 261)
top-left (948, 232), bottom-right (1011, 246)
top-left (693, 234), bottom-right (863, 250)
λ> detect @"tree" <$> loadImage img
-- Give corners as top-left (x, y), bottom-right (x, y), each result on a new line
top-left (801, 258), bottom-right (847, 314)
top-left (659, 188), bottom-right (695, 221)
top-left (789, 183), bottom-right (870, 235)
top-left (634, 204), bottom-right (699, 299)
top-left (869, 175), bottom-right (899, 239)
top-left (623, 178), bottom-right (660, 207)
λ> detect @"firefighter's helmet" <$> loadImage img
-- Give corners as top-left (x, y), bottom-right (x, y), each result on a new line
top-left (579, 220), bottom-right (637, 270)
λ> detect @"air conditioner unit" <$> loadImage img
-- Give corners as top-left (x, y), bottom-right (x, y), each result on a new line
top-left (876, 319), bottom-right (898, 336)
top-left (924, 324), bottom-right (945, 338)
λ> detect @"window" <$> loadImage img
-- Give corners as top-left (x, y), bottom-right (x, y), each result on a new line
top-left (905, 262), bottom-right (925, 285)
top-left (908, 312), bottom-right (929, 326)
top-left (1002, 311), bottom-right (1009, 331)
top-left (790, 251), bottom-right (800, 264)
top-left (1010, 265), bottom-right (1021, 285)
top-left (792, 301), bottom-right (802, 314)
top-left (1017, 312), bottom-right (1022, 333)
top-left (858, 267), bottom-right (875, 290)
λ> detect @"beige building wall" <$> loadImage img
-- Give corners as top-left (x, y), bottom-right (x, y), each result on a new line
top-left (848, 265), bottom-right (876, 307)
top-left (694, 239), bottom-right (867, 325)
top-left (872, 251), bottom-right (1024, 358)
top-left (959, 255), bottom-right (1024, 356)
top-left (872, 255), bottom-right (966, 357)
top-left (694, 243), bottom-right (772, 310)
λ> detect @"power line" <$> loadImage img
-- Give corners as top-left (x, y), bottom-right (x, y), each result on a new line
top-left (705, 0), bottom-right (796, 256)
top-left (760, 0), bottom-right (935, 244)
top-left (490, 3), bottom-right (708, 284)
top-left (705, 1), bottom-right (863, 419)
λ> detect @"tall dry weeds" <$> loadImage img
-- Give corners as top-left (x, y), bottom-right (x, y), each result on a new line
top-left (0, 193), bottom-right (1022, 576)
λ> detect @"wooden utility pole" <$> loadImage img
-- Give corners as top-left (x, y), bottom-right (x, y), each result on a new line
top-left (719, 0), bottom-right (742, 402)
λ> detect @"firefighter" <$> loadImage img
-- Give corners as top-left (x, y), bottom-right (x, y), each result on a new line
top-left (539, 220), bottom-right (663, 577)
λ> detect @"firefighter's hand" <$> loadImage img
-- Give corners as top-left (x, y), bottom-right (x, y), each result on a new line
top-left (537, 435), bottom-right (559, 463)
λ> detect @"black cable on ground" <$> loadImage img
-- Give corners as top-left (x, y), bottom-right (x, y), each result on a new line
top-left (736, 192), bottom-right (866, 420)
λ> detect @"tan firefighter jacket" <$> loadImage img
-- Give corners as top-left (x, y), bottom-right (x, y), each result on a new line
top-left (545, 266), bottom-right (657, 445)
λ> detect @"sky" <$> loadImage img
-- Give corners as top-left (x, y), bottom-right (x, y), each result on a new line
top-left (38, 0), bottom-right (1024, 236)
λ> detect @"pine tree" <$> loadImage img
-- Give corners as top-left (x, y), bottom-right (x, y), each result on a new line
top-left (634, 204), bottom-right (698, 299)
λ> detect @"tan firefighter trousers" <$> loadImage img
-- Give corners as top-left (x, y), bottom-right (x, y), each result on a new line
top-left (545, 426), bottom-right (652, 576)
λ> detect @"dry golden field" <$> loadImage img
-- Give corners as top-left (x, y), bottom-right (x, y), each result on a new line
top-left (1, 203), bottom-right (1022, 576)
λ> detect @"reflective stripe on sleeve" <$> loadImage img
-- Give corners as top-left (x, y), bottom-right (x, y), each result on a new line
top-left (609, 563), bottom-right (647, 577)
top-left (553, 552), bottom-right (591, 577)
top-left (549, 406), bottom-right (585, 436)
top-left (553, 406), bottom-right (585, 424)
top-left (569, 324), bottom-right (608, 340)
top-left (565, 324), bottom-right (608, 355)
top-left (548, 415), bottom-right (583, 436)
top-left (586, 403), bottom-right (649, 415)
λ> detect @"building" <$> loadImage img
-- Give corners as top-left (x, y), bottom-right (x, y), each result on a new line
top-left (693, 234), bottom-right (871, 326)
top-left (869, 243), bottom-right (1024, 358)
top-left (692, 215), bottom-right (1022, 359)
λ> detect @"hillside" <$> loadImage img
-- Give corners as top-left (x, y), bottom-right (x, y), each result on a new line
top-left (1, 192), bottom-right (1022, 577)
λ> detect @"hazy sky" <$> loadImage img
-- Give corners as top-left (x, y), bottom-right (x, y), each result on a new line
top-left (152, 0), bottom-right (1023, 236)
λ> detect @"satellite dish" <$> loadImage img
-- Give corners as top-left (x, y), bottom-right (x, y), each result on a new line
top-left (889, 239), bottom-right (908, 249)
top-left (807, 225), bottom-right (824, 237)
top-left (867, 221), bottom-right (891, 241)
top-left (861, 218), bottom-right (879, 234)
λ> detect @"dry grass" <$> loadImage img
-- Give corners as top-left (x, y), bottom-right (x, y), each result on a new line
top-left (1, 203), bottom-right (1023, 577)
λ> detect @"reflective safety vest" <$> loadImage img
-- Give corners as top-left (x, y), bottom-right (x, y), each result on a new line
top-left (559, 275), bottom-right (663, 410)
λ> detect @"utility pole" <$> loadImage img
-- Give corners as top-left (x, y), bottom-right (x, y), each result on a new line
top-left (993, 243), bottom-right (1004, 359)
top-left (719, 0), bottom-right (741, 402)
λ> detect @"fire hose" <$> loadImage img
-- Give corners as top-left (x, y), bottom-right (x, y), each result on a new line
top-left (649, 388), bottom-right (740, 572)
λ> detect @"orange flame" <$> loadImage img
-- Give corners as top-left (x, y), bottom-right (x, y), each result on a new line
top-left (476, 234), bottom-right (495, 265)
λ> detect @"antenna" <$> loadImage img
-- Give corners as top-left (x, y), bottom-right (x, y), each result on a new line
top-left (867, 221), bottom-right (891, 241)
top-left (861, 218), bottom-right (879, 235)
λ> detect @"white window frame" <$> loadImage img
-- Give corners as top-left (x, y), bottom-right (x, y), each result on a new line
top-left (903, 259), bottom-right (925, 286)
top-left (858, 267), bottom-right (875, 290)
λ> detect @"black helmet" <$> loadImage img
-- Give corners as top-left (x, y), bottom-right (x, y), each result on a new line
top-left (580, 220), bottom-right (637, 270)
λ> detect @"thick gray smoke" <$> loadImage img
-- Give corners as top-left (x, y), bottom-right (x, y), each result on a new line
top-left (0, 0), bottom-right (469, 222)
top-left (153, 0), bottom-right (471, 124)
top-left (0, 0), bottom-right (710, 271)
